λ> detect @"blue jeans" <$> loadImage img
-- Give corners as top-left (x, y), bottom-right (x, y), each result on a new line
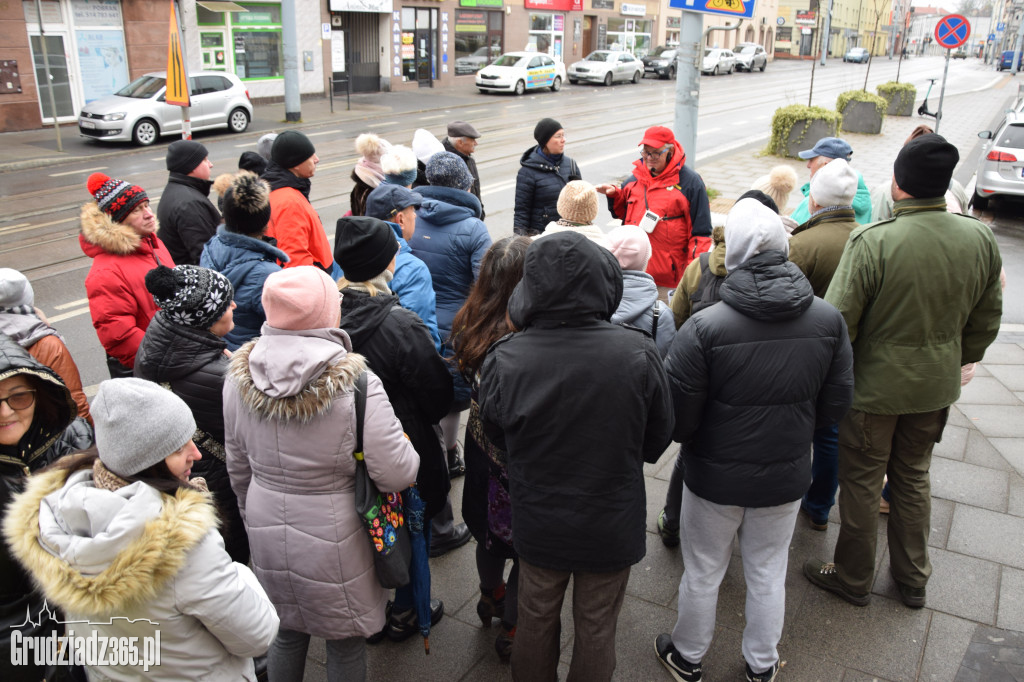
top-left (802, 423), bottom-right (839, 524)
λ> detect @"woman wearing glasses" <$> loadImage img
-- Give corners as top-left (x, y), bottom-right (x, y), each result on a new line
top-left (513, 118), bottom-right (583, 237)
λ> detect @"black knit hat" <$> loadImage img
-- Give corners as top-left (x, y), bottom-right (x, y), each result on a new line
top-left (166, 140), bottom-right (208, 174)
top-left (145, 265), bottom-right (234, 330)
top-left (271, 130), bottom-right (316, 169)
top-left (223, 171), bottom-right (272, 236)
top-left (534, 118), bottom-right (563, 148)
top-left (87, 172), bottom-right (148, 224)
top-left (334, 216), bottom-right (399, 283)
top-left (893, 133), bottom-right (959, 199)
top-left (238, 150), bottom-right (268, 177)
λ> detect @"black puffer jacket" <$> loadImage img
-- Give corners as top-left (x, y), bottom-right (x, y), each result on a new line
top-left (1, 334), bottom-right (93, 681)
top-left (156, 173), bottom-right (221, 265)
top-left (340, 286), bottom-right (454, 520)
top-left (479, 232), bottom-right (674, 573)
top-left (513, 146), bottom-right (582, 235)
top-left (133, 313), bottom-right (249, 563)
top-left (665, 250), bottom-right (854, 508)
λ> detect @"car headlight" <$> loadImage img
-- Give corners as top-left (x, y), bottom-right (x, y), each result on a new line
top-left (102, 112), bottom-right (126, 121)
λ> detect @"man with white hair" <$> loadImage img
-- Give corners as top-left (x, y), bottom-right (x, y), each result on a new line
top-left (442, 120), bottom-right (484, 219)
top-left (656, 198), bottom-right (853, 682)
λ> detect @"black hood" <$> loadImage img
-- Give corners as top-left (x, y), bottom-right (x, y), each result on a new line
top-left (339, 288), bottom-right (401, 349)
top-left (134, 313), bottom-right (228, 382)
top-left (508, 232), bottom-right (623, 329)
top-left (262, 162), bottom-right (311, 200)
top-left (720, 251), bottom-right (814, 322)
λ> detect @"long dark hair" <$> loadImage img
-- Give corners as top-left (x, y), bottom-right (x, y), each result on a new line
top-left (47, 445), bottom-right (194, 495)
top-left (451, 236), bottom-right (531, 380)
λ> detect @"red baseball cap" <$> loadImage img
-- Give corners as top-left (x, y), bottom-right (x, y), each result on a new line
top-left (640, 126), bottom-right (674, 148)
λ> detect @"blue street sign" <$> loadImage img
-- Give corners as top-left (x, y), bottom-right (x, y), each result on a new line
top-left (989, 33), bottom-right (996, 42)
top-left (934, 14), bottom-right (970, 50)
top-left (668, 0), bottom-right (757, 20)
top-left (997, 22), bottom-right (1005, 31)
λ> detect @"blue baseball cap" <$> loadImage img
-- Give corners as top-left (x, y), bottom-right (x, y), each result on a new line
top-left (798, 137), bottom-right (853, 161)
top-left (365, 184), bottom-right (423, 220)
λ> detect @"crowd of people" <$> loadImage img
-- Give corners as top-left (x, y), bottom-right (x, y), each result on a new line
top-left (0, 118), bottom-right (1003, 682)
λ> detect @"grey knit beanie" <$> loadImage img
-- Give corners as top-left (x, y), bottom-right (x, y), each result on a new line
top-left (425, 151), bottom-right (473, 190)
top-left (93, 378), bottom-right (196, 478)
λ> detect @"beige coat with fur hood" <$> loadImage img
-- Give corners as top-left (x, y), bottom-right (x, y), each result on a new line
top-left (222, 325), bottom-right (420, 640)
top-left (2, 466), bottom-right (279, 681)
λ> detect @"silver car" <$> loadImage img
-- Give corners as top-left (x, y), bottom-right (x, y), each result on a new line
top-left (78, 70), bottom-right (253, 146)
top-left (701, 48), bottom-right (736, 76)
top-left (567, 51), bottom-right (643, 86)
top-left (973, 110), bottom-right (1024, 209)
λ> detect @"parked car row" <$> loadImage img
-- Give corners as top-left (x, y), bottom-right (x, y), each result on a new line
top-left (973, 101), bottom-right (1024, 209)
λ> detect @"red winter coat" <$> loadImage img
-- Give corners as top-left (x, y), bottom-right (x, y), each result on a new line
top-left (610, 139), bottom-right (709, 288)
top-left (79, 202), bottom-right (174, 369)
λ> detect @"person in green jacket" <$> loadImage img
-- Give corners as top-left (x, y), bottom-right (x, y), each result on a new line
top-left (790, 137), bottom-right (872, 225)
top-left (804, 133), bottom-right (1003, 610)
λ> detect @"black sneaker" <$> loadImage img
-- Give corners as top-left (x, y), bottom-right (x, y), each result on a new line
top-left (657, 509), bottom-right (680, 548)
top-left (429, 522), bottom-right (471, 558)
top-left (746, 660), bottom-right (781, 682)
top-left (386, 599), bottom-right (444, 642)
top-left (447, 445), bottom-right (466, 479)
top-left (655, 633), bottom-right (702, 682)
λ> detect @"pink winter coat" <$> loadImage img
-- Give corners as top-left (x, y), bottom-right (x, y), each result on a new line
top-left (222, 325), bottom-right (419, 639)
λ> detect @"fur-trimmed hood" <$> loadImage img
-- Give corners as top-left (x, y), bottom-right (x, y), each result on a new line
top-left (79, 201), bottom-right (158, 256)
top-left (227, 325), bottom-right (367, 423)
top-left (2, 467), bottom-right (216, 618)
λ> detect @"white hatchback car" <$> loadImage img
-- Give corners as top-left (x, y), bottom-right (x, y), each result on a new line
top-left (568, 50), bottom-right (644, 86)
top-left (78, 70), bottom-right (253, 146)
top-left (475, 52), bottom-right (566, 95)
top-left (701, 48), bottom-right (737, 75)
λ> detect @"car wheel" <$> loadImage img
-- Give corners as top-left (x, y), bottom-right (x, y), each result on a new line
top-left (671, 66), bottom-right (677, 80)
top-left (760, 60), bottom-right (766, 72)
top-left (228, 108), bottom-right (250, 133)
top-left (971, 190), bottom-right (990, 210)
top-left (604, 72), bottom-right (613, 86)
top-left (712, 65), bottom-right (719, 76)
top-left (569, 78), bottom-right (578, 84)
top-left (550, 76), bottom-right (562, 92)
top-left (514, 79), bottom-right (525, 96)
top-left (132, 118), bottom-right (158, 146)
top-left (727, 65), bottom-right (734, 74)
top-left (478, 89), bottom-right (488, 94)
top-left (632, 70), bottom-right (641, 84)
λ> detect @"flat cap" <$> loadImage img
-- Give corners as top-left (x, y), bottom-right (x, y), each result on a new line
top-left (447, 120), bottom-right (480, 139)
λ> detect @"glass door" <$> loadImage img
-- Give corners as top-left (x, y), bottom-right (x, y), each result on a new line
top-left (30, 34), bottom-right (75, 120)
top-left (415, 8), bottom-right (437, 86)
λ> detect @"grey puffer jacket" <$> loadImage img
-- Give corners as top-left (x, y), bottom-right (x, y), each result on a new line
top-left (611, 269), bottom-right (676, 357)
top-left (222, 325), bottom-right (420, 639)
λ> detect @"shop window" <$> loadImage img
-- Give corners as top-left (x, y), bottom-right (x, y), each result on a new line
top-left (232, 2), bottom-right (281, 24)
top-left (197, 5), bottom-right (226, 25)
top-left (233, 30), bottom-right (283, 79)
top-left (454, 9), bottom-right (502, 75)
top-left (527, 12), bottom-right (562, 57)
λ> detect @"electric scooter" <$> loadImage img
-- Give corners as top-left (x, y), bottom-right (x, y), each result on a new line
top-left (918, 78), bottom-right (941, 119)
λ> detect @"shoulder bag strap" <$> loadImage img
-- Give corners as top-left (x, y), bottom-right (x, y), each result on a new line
top-left (353, 371), bottom-right (367, 460)
top-left (651, 304), bottom-right (660, 342)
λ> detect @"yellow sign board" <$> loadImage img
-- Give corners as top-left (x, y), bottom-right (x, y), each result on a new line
top-left (166, 0), bottom-right (190, 107)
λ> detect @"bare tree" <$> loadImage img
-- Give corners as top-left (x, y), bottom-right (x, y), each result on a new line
top-left (863, 0), bottom-right (888, 91)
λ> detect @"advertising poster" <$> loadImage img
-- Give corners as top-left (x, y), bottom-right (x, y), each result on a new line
top-left (76, 30), bottom-right (128, 103)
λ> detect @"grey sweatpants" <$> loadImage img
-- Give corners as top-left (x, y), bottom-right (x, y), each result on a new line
top-left (670, 485), bottom-right (799, 674)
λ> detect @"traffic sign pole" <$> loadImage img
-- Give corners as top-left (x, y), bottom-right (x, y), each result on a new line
top-left (935, 49), bottom-right (950, 134)
top-left (931, 14), bottom-right (970, 135)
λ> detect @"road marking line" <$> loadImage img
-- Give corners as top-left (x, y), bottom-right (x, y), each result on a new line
top-left (48, 306), bottom-right (91, 323)
top-left (55, 298), bottom-right (89, 310)
top-left (0, 223), bottom-right (30, 234)
top-left (375, 121), bottom-right (398, 127)
top-left (151, 157), bottom-right (164, 162)
top-left (464, 109), bottom-right (487, 114)
top-left (419, 114), bottom-right (445, 120)
top-left (48, 166), bottom-right (106, 178)
top-left (234, 142), bottom-right (252, 148)
top-left (306, 130), bottom-right (337, 137)
top-left (702, 127), bottom-right (721, 134)
top-left (506, 104), bottom-right (524, 108)
top-left (734, 120), bottom-right (748, 125)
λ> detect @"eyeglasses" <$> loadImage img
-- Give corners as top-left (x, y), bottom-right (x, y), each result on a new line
top-left (551, 133), bottom-right (566, 141)
top-left (0, 390), bottom-right (36, 411)
top-left (640, 147), bottom-right (670, 160)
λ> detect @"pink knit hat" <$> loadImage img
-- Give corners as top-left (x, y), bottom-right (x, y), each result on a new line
top-left (261, 266), bottom-right (341, 331)
top-left (607, 225), bottom-right (653, 272)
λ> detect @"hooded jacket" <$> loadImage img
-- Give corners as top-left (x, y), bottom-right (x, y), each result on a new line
top-left (665, 250), bottom-right (854, 508)
top-left (263, 163), bottom-right (334, 273)
top-left (479, 232), bottom-right (674, 572)
top-left (222, 326), bottom-right (419, 639)
top-left (608, 133), bottom-right (712, 288)
top-left (200, 228), bottom-right (290, 350)
top-left (157, 172), bottom-right (221, 265)
top-left (410, 185), bottom-right (492, 343)
top-left (788, 206), bottom-right (858, 298)
top-left (3, 466), bottom-right (279, 682)
top-left (79, 202), bottom-right (175, 369)
top-left (513, 146), bottom-right (582, 234)
top-left (340, 286), bottom-right (453, 519)
top-left (612, 270), bottom-right (676, 357)
top-left (386, 221), bottom-right (442, 352)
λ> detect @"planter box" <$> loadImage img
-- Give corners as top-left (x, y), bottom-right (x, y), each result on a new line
top-left (782, 119), bottom-right (838, 158)
top-left (880, 91), bottom-right (914, 116)
top-left (841, 100), bottom-right (883, 134)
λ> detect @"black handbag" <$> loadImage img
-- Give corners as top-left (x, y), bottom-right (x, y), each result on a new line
top-left (352, 372), bottom-right (412, 589)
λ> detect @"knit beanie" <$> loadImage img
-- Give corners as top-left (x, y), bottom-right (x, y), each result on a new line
top-left (166, 140), bottom-right (208, 174)
top-left (238, 150), bottom-right (268, 177)
top-left (557, 180), bottom-right (599, 225)
top-left (426, 151), bottom-right (473, 190)
top-left (893, 133), bottom-right (959, 199)
top-left (412, 128), bottom-right (445, 164)
top-left (145, 265), bottom-right (234, 330)
top-left (86, 172), bottom-right (149, 224)
top-left (607, 225), bottom-right (653, 272)
top-left (810, 158), bottom-right (858, 208)
top-left (381, 145), bottom-right (418, 187)
top-left (257, 133), bottom-right (278, 161)
top-left (737, 189), bottom-right (779, 214)
top-left (725, 198), bottom-right (789, 272)
top-left (0, 268), bottom-right (33, 310)
top-left (93, 378), bottom-right (196, 478)
top-left (271, 130), bottom-right (316, 169)
top-left (534, 118), bottom-right (563, 148)
top-left (749, 165), bottom-right (798, 213)
top-left (262, 266), bottom-right (341, 331)
top-left (334, 216), bottom-right (400, 282)
top-left (222, 171), bottom-right (272, 236)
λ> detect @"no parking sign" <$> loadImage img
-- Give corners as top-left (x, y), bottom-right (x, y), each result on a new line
top-left (934, 14), bottom-right (970, 50)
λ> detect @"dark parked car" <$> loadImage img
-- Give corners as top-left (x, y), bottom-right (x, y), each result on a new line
top-left (998, 50), bottom-right (1022, 72)
top-left (642, 45), bottom-right (679, 79)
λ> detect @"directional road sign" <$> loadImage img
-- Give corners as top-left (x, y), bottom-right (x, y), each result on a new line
top-left (934, 14), bottom-right (970, 50)
top-left (668, 0), bottom-right (756, 20)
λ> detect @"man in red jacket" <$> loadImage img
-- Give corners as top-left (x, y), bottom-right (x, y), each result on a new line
top-left (596, 126), bottom-right (712, 296)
